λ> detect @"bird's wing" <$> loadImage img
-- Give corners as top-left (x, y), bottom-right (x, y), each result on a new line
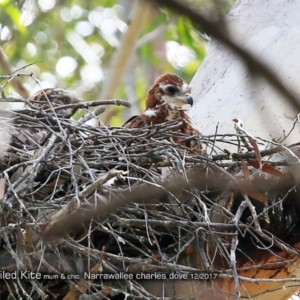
top-left (0, 110), bottom-right (50, 150)
top-left (123, 115), bottom-right (147, 128)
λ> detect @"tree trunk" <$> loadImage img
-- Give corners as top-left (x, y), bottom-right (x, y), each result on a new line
top-left (191, 0), bottom-right (300, 149)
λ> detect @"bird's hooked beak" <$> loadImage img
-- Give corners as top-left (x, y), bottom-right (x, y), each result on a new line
top-left (164, 93), bottom-right (194, 110)
top-left (175, 94), bottom-right (193, 107)
top-left (185, 94), bottom-right (193, 107)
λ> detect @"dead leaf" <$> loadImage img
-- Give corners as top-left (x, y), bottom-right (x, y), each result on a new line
top-left (241, 160), bottom-right (250, 179)
top-left (248, 160), bottom-right (287, 179)
top-left (249, 138), bottom-right (262, 169)
top-left (236, 178), bottom-right (267, 203)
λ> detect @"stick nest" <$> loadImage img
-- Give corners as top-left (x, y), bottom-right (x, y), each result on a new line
top-left (0, 99), bottom-right (300, 300)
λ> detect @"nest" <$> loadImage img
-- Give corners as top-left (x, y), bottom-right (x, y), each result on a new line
top-left (0, 98), bottom-right (300, 299)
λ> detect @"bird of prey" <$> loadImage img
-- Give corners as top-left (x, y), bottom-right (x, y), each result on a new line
top-left (0, 88), bottom-right (82, 152)
top-left (2, 88), bottom-right (82, 201)
top-left (24, 88), bottom-right (82, 118)
top-left (18, 88), bottom-right (82, 147)
top-left (123, 74), bottom-right (202, 215)
top-left (123, 73), bottom-right (201, 149)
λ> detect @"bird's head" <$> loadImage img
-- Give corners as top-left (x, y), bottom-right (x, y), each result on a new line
top-left (146, 73), bottom-right (193, 110)
top-left (26, 88), bottom-right (82, 118)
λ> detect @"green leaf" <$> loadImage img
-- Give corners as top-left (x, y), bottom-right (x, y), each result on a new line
top-left (1, 1), bottom-right (27, 33)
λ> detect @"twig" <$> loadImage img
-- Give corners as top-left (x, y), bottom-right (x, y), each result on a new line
top-left (0, 47), bottom-right (29, 98)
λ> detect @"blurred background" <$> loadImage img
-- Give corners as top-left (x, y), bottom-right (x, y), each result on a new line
top-left (0, 0), bottom-right (234, 125)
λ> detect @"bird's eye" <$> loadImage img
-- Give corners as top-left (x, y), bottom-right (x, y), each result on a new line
top-left (63, 97), bottom-right (70, 104)
top-left (165, 86), bottom-right (177, 95)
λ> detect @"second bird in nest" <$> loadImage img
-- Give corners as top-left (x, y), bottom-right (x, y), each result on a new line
top-left (24, 88), bottom-right (82, 118)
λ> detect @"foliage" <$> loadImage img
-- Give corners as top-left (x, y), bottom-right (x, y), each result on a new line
top-left (0, 0), bottom-right (233, 124)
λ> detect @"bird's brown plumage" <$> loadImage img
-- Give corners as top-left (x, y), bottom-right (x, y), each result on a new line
top-left (123, 74), bottom-right (202, 216)
top-left (14, 88), bottom-right (82, 200)
top-left (25, 88), bottom-right (82, 118)
top-left (145, 73), bottom-right (191, 109)
top-left (123, 73), bottom-right (201, 149)
top-left (16, 88), bottom-right (82, 148)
